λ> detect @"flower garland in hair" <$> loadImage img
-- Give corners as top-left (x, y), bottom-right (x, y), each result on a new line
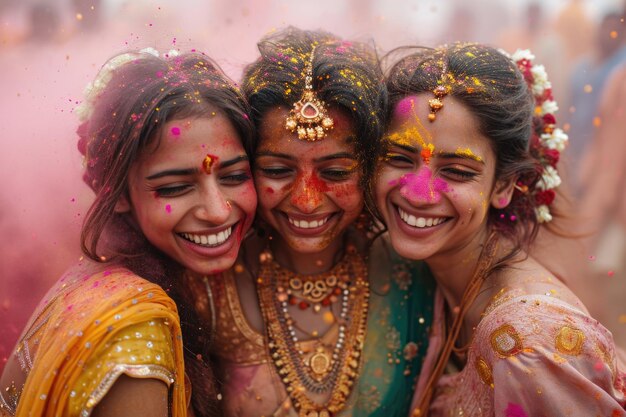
top-left (74, 48), bottom-right (180, 122)
top-left (510, 49), bottom-right (568, 223)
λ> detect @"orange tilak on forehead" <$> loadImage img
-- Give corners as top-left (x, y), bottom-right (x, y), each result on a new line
top-left (390, 96), bottom-right (437, 164)
top-left (387, 126), bottom-right (435, 165)
top-left (202, 154), bottom-right (219, 174)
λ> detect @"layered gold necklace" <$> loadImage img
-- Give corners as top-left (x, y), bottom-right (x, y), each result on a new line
top-left (257, 245), bottom-right (370, 417)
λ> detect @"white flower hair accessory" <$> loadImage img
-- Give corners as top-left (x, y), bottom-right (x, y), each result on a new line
top-left (74, 48), bottom-right (180, 122)
top-left (509, 49), bottom-right (568, 223)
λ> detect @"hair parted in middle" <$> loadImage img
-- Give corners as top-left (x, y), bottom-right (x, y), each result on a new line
top-left (241, 26), bottom-right (388, 198)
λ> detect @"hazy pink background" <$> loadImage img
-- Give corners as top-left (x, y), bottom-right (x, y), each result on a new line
top-left (2, 0), bottom-right (625, 373)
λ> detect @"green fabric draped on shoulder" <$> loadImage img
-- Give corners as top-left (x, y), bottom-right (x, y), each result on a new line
top-left (351, 234), bottom-right (435, 417)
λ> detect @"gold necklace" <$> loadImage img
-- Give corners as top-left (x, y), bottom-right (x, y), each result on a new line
top-left (257, 245), bottom-right (370, 417)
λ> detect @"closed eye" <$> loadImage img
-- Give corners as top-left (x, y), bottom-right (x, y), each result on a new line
top-left (384, 153), bottom-right (414, 168)
top-left (321, 168), bottom-right (356, 181)
top-left (221, 172), bottom-right (252, 185)
top-left (257, 167), bottom-right (293, 178)
top-left (153, 184), bottom-right (192, 197)
top-left (441, 168), bottom-right (478, 180)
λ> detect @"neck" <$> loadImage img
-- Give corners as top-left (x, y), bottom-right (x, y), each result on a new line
top-left (425, 228), bottom-right (491, 309)
top-left (270, 234), bottom-right (347, 275)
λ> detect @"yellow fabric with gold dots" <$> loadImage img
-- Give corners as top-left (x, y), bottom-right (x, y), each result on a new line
top-left (10, 266), bottom-right (186, 417)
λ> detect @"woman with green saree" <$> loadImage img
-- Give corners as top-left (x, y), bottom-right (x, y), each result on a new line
top-left (184, 27), bottom-right (435, 417)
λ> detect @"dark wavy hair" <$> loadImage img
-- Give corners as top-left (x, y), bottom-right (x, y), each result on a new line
top-left (241, 27), bottom-right (387, 217)
top-left (77, 51), bottom-right (254, 416)
top-left (385, 43), bottom-right (543, 260)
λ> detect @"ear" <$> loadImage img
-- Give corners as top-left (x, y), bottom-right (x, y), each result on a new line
top-left (490, 177), bottom-right (517, 209)
top-left (114, 194), bottom-right (132, 213)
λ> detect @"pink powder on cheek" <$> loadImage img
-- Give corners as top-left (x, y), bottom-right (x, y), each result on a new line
top-left (165, 204), bottom-right (172, 214)
top-left (391, 166), bottom-right (449, 203)
top-left (394, 96), bottom-right (417, 119)
top-left (170, 126), bottom-right (181, 136)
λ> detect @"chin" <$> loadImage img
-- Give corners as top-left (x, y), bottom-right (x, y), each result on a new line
top-left (187, 254), bottom-right (236, 276)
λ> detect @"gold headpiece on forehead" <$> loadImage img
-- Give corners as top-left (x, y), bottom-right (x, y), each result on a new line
top-left (428, 85), bottom-right (449, 122)
top-left (428, 60), bottom-right (451, 122)
top-left (285, 47), bottom-right (334, 141)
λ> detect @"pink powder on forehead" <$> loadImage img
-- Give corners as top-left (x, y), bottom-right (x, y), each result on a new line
top-left (395, 96), bottom-right (417, 119)
top-left (390, 166), bottom-right (449, 204)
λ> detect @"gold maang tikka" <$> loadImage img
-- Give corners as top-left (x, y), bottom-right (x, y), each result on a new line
top-left (285, 47), bottom-right (334, 141)
top-left (427, 61), bottom-right (451, 122)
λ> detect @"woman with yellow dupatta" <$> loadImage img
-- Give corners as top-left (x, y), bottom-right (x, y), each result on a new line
top-left (0, 49), bottom-right (257, 417)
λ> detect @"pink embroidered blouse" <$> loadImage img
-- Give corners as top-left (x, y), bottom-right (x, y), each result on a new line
top-left (410, 289), bottom-right (626, 417)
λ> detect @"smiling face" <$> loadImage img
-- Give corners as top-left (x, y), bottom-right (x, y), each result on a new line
top-left (254, 107), bottom-right (363, 255)
top-left (119, 114), bottom-right (257, 275)
top-left (375, 94), bottom-right (514, 263)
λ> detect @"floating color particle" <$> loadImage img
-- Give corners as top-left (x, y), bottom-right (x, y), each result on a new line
top-left (171, 126), bottom-right (181, 136)
top-left (589, 255), bottom-right (596, 261)
top-left (608, 270), bottom-right (615, 277)
top-left (76, 13), bottom-right (83, 20)
top-left (610, 30), bottom-right (618, 39)
top-left (165, 204), bottom-right (171, 214)
top-left (583, 84), bottom-right (593, 93)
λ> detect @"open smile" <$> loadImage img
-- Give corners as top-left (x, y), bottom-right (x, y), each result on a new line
top-left (287, 215), bottom-right (331, 229)
top-left (178, 225), bottom-right (233, 248)
top-left (280, 212), bottom-right (337, 236)
top-left (397, 207), bottom-right (449, 228)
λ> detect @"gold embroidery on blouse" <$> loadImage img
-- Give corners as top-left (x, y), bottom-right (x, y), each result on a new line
top-left (555, 326), bottom-right (585, 356)
top-left (490, 324), bottom-right (523, 357)
top-left (596, 342), bottom-right (616, 377)
top-left (84, 364), bottom-right (174, 414)
top-left (475, 357), bottom-right (494, 388)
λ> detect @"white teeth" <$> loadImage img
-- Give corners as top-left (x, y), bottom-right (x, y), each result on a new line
top-left (288, 216), bottom-right (329, 229)
top-left (181, 227), bottom-right (232, 247)
top-left (398, 208), bottom-right (446, 229)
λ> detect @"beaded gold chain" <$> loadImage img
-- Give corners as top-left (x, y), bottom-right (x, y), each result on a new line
top-left (256, 245), bottom-right (370, 417)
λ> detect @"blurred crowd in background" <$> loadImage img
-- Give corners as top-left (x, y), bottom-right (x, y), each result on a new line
top-left (1, 0), bottom-right (625, 373)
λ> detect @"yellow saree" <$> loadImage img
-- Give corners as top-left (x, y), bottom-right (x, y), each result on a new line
top-left (0, 265), bottom-right (187, 417)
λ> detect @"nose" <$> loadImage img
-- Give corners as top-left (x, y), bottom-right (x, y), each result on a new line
top-left (194, 181), bottom-right (232, 225)
top-left (289, 171), bottom-right (325, 213)
top-left (399, 166), bottom-right (446, 205)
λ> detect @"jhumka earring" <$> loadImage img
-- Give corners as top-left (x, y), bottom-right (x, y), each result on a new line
top-left (285, 47), bottom-right (334, 141)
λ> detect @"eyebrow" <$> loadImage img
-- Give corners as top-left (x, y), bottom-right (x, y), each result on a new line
top-left (146, 155), bottom-right (249, 180)
top-left (386, 140), bottom-right (419, 154)
top-left (437, 151), bottom-right (485, 164)
top-left (146, 168), bottom-right (198, 180)
top-left (219, 155), bottom-right (249, 169)
top-left (255, 151), bottom-right (357, 162)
